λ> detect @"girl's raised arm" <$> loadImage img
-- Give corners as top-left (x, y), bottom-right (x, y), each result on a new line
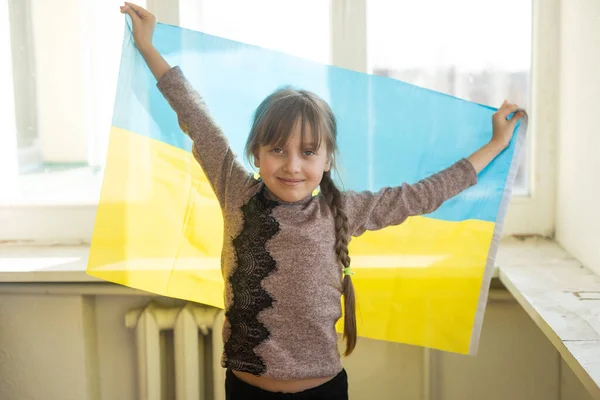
top-left (120, 2), bottom-right (171, 81)
top-left (120, 2), bottom-right (255, 208)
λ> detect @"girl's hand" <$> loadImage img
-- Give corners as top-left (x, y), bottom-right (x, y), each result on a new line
top-left (120, 2), bottom-right (156, 52)
top-left (491, 100), bottom-right (525, 148)
top-left (467, 101), bottom-right (527, 174)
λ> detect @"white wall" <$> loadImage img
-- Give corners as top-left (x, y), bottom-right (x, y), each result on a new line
top-left (0, 289), bottom-right (594, 400)
top-left (556, 0), bottom-right (600, 276)
top-left (0, 295), bottom-right (98, 400)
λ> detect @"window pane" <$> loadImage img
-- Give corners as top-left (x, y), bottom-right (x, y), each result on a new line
top-left (180, 0), bottom-right (331, 65)
top-left (3, 0), bottom-right (331, 205)
top-left (367, 0), bottom-right (532, 194)
top-left (3, 0), bottom-right (119, 205)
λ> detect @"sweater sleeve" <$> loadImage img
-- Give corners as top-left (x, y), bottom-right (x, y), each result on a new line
top-left (343, 158), bottom-right (478, 237)
top-left (156, 66), bottom-right (255, 208)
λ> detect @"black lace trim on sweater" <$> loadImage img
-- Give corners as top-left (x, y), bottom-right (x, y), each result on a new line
top-left (224, 190), bottom-right (280, 375)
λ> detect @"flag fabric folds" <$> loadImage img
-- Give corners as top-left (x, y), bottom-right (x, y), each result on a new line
top-left (87, 21), bottom-right (527, 355)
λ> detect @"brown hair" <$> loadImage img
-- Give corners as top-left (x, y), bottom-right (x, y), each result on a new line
top-left (245, 87), bottom-right (357, 356)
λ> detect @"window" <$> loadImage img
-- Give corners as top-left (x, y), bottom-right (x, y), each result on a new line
top-left (180, 0), bottom-right (331, 65)
top-left (366, 0), bottom-right (532, 195)
top-left (1, 0), bottom-right (554, 242)
top-left (1, 0), bottom-right (331, 206)
top-left (3, 0), bottom-right (123, 206)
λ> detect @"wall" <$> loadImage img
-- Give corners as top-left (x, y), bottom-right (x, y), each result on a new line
top-left (0, 289), bottom-right (594, 400)
top-left (555, 0), bottom-right (600, 275)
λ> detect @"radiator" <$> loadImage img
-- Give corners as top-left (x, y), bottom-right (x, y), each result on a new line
top-left (125, 303), bottom-right (226, 400)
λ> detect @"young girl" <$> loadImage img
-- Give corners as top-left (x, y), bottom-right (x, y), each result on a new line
top-left (120, 3), bottom-right (525, 399)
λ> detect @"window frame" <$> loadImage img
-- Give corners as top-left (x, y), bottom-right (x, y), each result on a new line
top-left (330, 0), bottom-right (557, 237)
top-left (0, 0), bottom-right (557, 243)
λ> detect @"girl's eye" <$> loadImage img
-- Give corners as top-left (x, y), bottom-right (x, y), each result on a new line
top-left (272, 148), bottom-right (284, 154)
top-left (303, 150), bottom-right (316, 156)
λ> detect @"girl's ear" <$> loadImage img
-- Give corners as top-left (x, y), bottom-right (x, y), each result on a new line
top-left (324, 158), bottom-right (331, 172)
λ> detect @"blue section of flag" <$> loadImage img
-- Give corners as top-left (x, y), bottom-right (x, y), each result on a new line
top-left (111, 21), bottom-right (522, 223)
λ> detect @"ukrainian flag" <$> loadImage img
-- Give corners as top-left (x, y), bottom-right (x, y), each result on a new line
top-left (88, 21), bottom-right (527, 355)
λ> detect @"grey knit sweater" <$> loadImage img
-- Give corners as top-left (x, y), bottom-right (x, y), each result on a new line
top-left (157, 66), bottom-right (478, 380)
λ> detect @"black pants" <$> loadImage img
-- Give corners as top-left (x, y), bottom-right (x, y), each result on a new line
top-left (225, 369), bottom-right (349, 400)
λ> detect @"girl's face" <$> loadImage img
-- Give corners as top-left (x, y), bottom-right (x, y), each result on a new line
top-left (254, 120), bottom-right (331, 203)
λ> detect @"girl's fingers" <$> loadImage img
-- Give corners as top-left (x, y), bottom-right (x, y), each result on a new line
top-left (499, 101), bottom-right (517, 112)
top-left (500, 102), bottom-right (519, 117)
top-left (509, 111), bottom-right (525, 127)
top-left (124, 2), bottom-right (148, 18)
top-left (122, 6), bottom-right (141, 24)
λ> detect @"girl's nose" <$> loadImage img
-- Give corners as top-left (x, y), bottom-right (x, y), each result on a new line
top-left (284, 155), bottom-right (301, 173)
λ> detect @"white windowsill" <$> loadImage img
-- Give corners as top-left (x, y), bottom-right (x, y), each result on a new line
top-left (496, 237), bottom-right (600, 399)
top-left (0, 166), bottom-right (103, 206)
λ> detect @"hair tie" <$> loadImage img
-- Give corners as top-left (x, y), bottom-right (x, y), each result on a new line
top-left (343, 267), bottom-right (355, 276)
